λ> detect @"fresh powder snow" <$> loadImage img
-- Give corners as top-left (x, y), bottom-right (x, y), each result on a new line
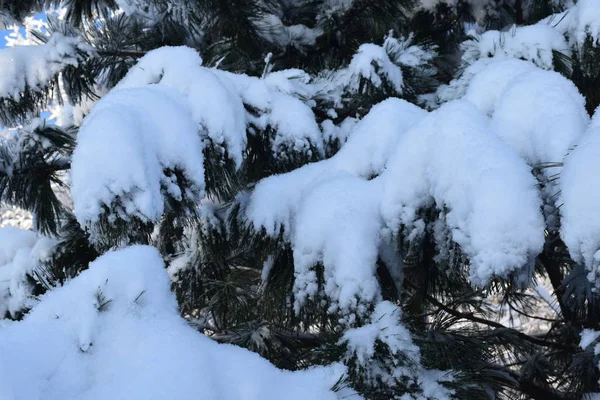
top-left (0, 246), bottom-right (348, 400)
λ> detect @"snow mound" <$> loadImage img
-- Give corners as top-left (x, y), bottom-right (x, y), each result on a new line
top-left (0, 245), bottom-right (346, 400)
top-left (331, 98), bottom-right (427, 177)
top-left (0, 33), bottom-right (91, 101)
top-left (560, 117), bottom-right (600, 284)
top-left (0, 227), bottom-right (55, 318)
top-left (116, 46), bottom-right (247, 167)
top-left (250, 99), bottom-right (543, 305)
top-left (293, 175), bottom-right (384, 314)
top-left (136, 49), bottom-right (327, 162)
top-left (71, 85), bottom-right (205, 233)
top-left (464, 58), bottom-right (537, 115)
top-left (246, 98), bottom-right (426, 237)
top-left (435, 57), bottom-right (500, 106)
top-left (491, 69), bottom-right (588, 169)
top-left (247, 99), bottom-right (426, 312)
top-left (381, 100), bottom-right (545, 285)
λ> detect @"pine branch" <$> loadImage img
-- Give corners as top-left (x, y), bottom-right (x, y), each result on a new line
top-left (406, 279), bottom-right (576, 351)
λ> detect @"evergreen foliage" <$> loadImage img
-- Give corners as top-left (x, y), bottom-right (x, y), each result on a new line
top-left (3, 1), bottom-right (600, 400)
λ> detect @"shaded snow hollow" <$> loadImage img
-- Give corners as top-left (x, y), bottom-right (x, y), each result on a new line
top-left (0, 246), bottom-right (347, 400)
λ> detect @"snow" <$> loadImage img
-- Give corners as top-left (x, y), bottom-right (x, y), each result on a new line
top-left (0, 227), bottom-right (56, 318)
top-left (332, 98), bottom-right (427, 177)
top-left (249, 98), bottom-right (544, 308)
top-left (0, 245), bottom-right (348, 400)
top-left (247, 99), bottom-right (426, 312)
top-left (340, 301), bottom-right (454, 399)
top-left (567, 0), bottom-right (600, 46)
top-left (256, 92), bottom-right (324, 158)
top-left (256, 14), bottom-right (323, 48)
top-left (491, 69), bottom-right (588, 168)
top-left (434, 58), bottom-right (500, 107)
top-left (321, 117), bottom-right (358, 146)
top-left (0, 33), bottom-right (92, 101)
top-left (341, 301), bottom-right (419, 366)
top-left (246, 98), bottom-right (426, 237)
top-left (560, 116), bottom-right (600, 283)
top-left (490, 68), bottom-right (588, 225)
top-left (349, 43), bottom-right (404, 93)
top-left (71, 85), bottom-right (205, 235)
top-left (464, 58), bottom-right (537, 115)
top-left (462, 24), bottom-right (569, 70)
top-left (114, 47), bottom-right (329, 165)
top-left (381, 100), bottom-right (545, 285)
top-left (116, 46), bottom-right (247, 168)
top-left (318, 41), bottom-right (405, 105)
top-left (580, 329), bottom-right (600, 349)
top-left (293, 175), bottom-right (383, 314)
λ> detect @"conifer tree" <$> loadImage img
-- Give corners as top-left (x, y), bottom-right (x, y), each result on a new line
top-left (3, 1), bottom-right (600, 400)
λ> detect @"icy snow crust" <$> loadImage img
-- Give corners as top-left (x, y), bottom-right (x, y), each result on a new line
top-left (0, 246), bottom-right (345, 400)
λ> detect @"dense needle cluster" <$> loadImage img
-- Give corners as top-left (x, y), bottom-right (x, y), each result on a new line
top-left (2, 1), bottom-right (600, 399)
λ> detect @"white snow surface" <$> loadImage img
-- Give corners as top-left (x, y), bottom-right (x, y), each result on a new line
top-left (247, 99), bottom-right (426, 312)
top-left (0, 227), bottom-right (55, 318)
top-left (293, 175), bottom-right (384, 314)
top-left (381, 100), bottom-right (545, 285)
top-left (256, 91), bottom-right (324, 158)
top-left (462, 24), bottom-right (569, 70)
top-left (317, 38), bottom-right (412, 107)
top-left (580, 329), bottom-right (600, 349)
top-left (116, 46), bottom-right (247, 167)
top-left (434, 57), bottom-right (500, 106)
top-left (341, 301), bottom-right (419, 366)
top-left (0, 245), bottom-right (347, 400)
top-left (71, 85), bottom-right (205, 232)
top-left (560, 112), bottom-right (600, 283)
top-left (464, 58), bottom-right (537, 115)
top-left (249, 98), bottom-right (545, 310)
top-left (0, 33), bottom-right (91, 101)
top-left (566, 0), bottom-right (600, 46)
top-left (246, 98), bottom-right (426, 237)
top-left (71, 45), bottom-right (335, 236)
top-left (348, 43), bottom-right (404, 93)
top-left (341, 301), bottom-right (454, 399)
top-left (491, 69), bottom-right (588, 168)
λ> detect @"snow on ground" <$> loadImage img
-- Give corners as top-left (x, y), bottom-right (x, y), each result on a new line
top-left (0, 245), bottom-right (348, 400)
